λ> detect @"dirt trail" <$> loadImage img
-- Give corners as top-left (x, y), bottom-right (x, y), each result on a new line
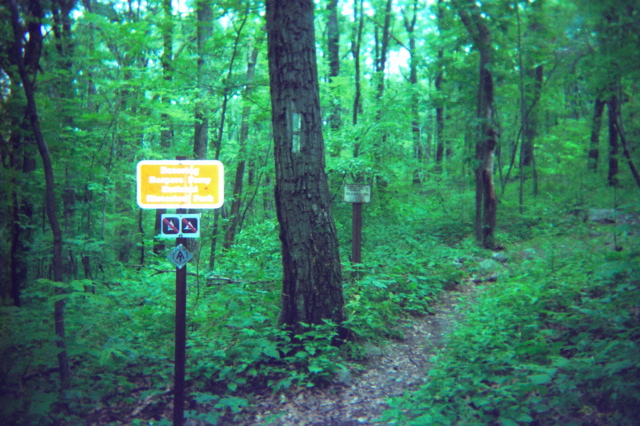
top-left (236, 285), bottom-right (473, 425)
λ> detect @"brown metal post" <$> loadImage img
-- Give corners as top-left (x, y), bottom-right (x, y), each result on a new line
top-left (173, 156), bottom-right (187, 426)
top-left (173, 231), bottom-right (186, 425)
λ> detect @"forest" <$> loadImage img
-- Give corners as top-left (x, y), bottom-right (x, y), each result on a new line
top-left (1, 0), bottom-right (639, 424)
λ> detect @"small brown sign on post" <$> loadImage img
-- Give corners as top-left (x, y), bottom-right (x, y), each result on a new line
top-left (343, 184), bottom-right (371, 204)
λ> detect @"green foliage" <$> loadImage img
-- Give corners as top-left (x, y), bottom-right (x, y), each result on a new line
top-left (382, 234), bottom-right (640, 425)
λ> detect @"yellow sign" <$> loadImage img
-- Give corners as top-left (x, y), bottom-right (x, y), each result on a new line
top-left (137, 160), bottom-right (224, 209)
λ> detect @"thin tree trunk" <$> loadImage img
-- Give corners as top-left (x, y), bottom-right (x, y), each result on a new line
top-left (612, 104), bottom-right (640, 189)
top-left (522, 65), bottom-right (542, 168)
top-left (9, 0), bottom-right (70, 388)
top-left (160, 0), bottom-right (173, 149)
top-left (607, 94), bottom-right (619, 186)
top-left (434, 0), bottom-right (445, 171)
top-left (588, 97), bottom-right (606, 171)
top-left (193, 0), bottom-right (212, 161)
top-left (155, 0), bottom-right (173, 255)
top-left (456, 0), bottom-right (498, 249)
top-left (224, 46), bottom-right (260, 250)
top-left (517, 2), bottom-right (526, 213)
top-left (403, 0), bottom-right (421, 184)
top-left (375, 0), bottom-right (393, 102)
top-left (373, 0), bottom-right (393, 183)
top-left (351, 0), bottom-right (364, 126)
top-left (327, 0), bottom-right (341, 133)
top-left (209, 11), bottom-right (248, 269)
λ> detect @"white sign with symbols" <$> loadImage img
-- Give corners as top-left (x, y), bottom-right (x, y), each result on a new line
top-left (160, 214), bottom-right (201, 238)
top-left (167, 244), bottom-right (193, 269)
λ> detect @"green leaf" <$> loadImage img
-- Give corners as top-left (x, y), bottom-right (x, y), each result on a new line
top-left (262, 344), bottom-right (280, 359)
top-left (499, 418), bottom-right (519, 426)
top-left (529, 374), bottom-right (553, 385)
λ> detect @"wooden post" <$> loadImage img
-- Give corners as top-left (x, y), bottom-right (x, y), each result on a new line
top-left (352, 202), bottom-right (362, 264)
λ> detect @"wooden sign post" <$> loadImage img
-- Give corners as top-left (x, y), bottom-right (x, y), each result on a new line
top-left (343, 184), bottom-right (371, 266)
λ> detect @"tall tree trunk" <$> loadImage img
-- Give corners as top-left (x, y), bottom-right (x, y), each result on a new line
top-left (434, 0), bottom-right (445, 171)
top-left (351, 0), bottom-right (364, 127)
top-left (403, 0), bottom-right (421, 184)
top-left (193, 0), bottom-right (212, 161)
top-left (456, 0), bottom-right (498, 249)
top-left (7, 119), bottom-right (36, 306)
top-left (209, 11), bottom-right (248, 269)
top-left (612, 104), bottom-right (640, 189)
top-left (154, 0), bottom-right (174, 255)
top-left (521, 0), bottom-right (545, 169)
top-left (160, 0), bottom-right (173, 149)
top-left (588, 97), bottom-right (606, 171)
top-left (373, 0), bottom-right (393, 183)
top-left (517, 2), bottom-right (526, 213)
top-left (374, 0), bottom-right (393, 102)
top-left (607, 94), bottom-right (619, 186)
top-left (266, 0), bottom-right (346, 337)
top-left (522, 65), bottom-right (542, 168)
top-left (224, 46), bottom-right (260, 250)
top-left (8, 0), bottom-right (70, 388)
top-left (327, 0), bottom-right (342, 133)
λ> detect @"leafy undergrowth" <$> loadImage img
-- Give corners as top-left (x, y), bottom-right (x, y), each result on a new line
top-left (4, 183), bottom-right (637, 424)
top-left (0, 214), bottom-right (467, 425)
top-left (383, 229), bottom-right (640, 425)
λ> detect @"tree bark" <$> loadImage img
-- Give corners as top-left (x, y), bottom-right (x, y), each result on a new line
top-left (209, 11), bottom-right (248, 268)
top-left (351, 0), bottom-right (364, 126)
top-left (607, 94), bottom-right (619, 186)
top-left (8, 0), bottom-right (70, 388)
top-left (224, 46), bottom-right (260, 250)
top-left (588, 97), bottom-right (606, 172)
top-left (403, 0), bottom-right (421, 184)
top-left (456, 0), bottom-right (498, 249)
top-left (374, 0), bottom-right (393, 102)
top-left (193, 0), bottom-right (212, 161)
top-left (266, 0), bottom-right (346, 337)
top-left (612, 105), bottom-right (640, 189)
top-left (327, 0), bottom-right (342, 132)
top-left (434, 0), bottom-right (445, 171)
top-left (154, 0), bottom-right (174, 255)
top-left (160, 0), bottom-right (173, 149)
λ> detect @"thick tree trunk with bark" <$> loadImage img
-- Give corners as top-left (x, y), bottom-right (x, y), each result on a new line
top-left (266, 0), bottom-right (346, 337)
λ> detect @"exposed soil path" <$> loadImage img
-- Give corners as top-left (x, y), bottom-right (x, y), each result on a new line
top-left (233, 285), bottom-right (474, 425)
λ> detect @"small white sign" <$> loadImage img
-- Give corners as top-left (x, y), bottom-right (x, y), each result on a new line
top-left (160, 214), bottom-right (201, 238)
top-left (167, 244), bottom-right (193, 269)
top-left (343, 184), bottom-right (371, 203)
